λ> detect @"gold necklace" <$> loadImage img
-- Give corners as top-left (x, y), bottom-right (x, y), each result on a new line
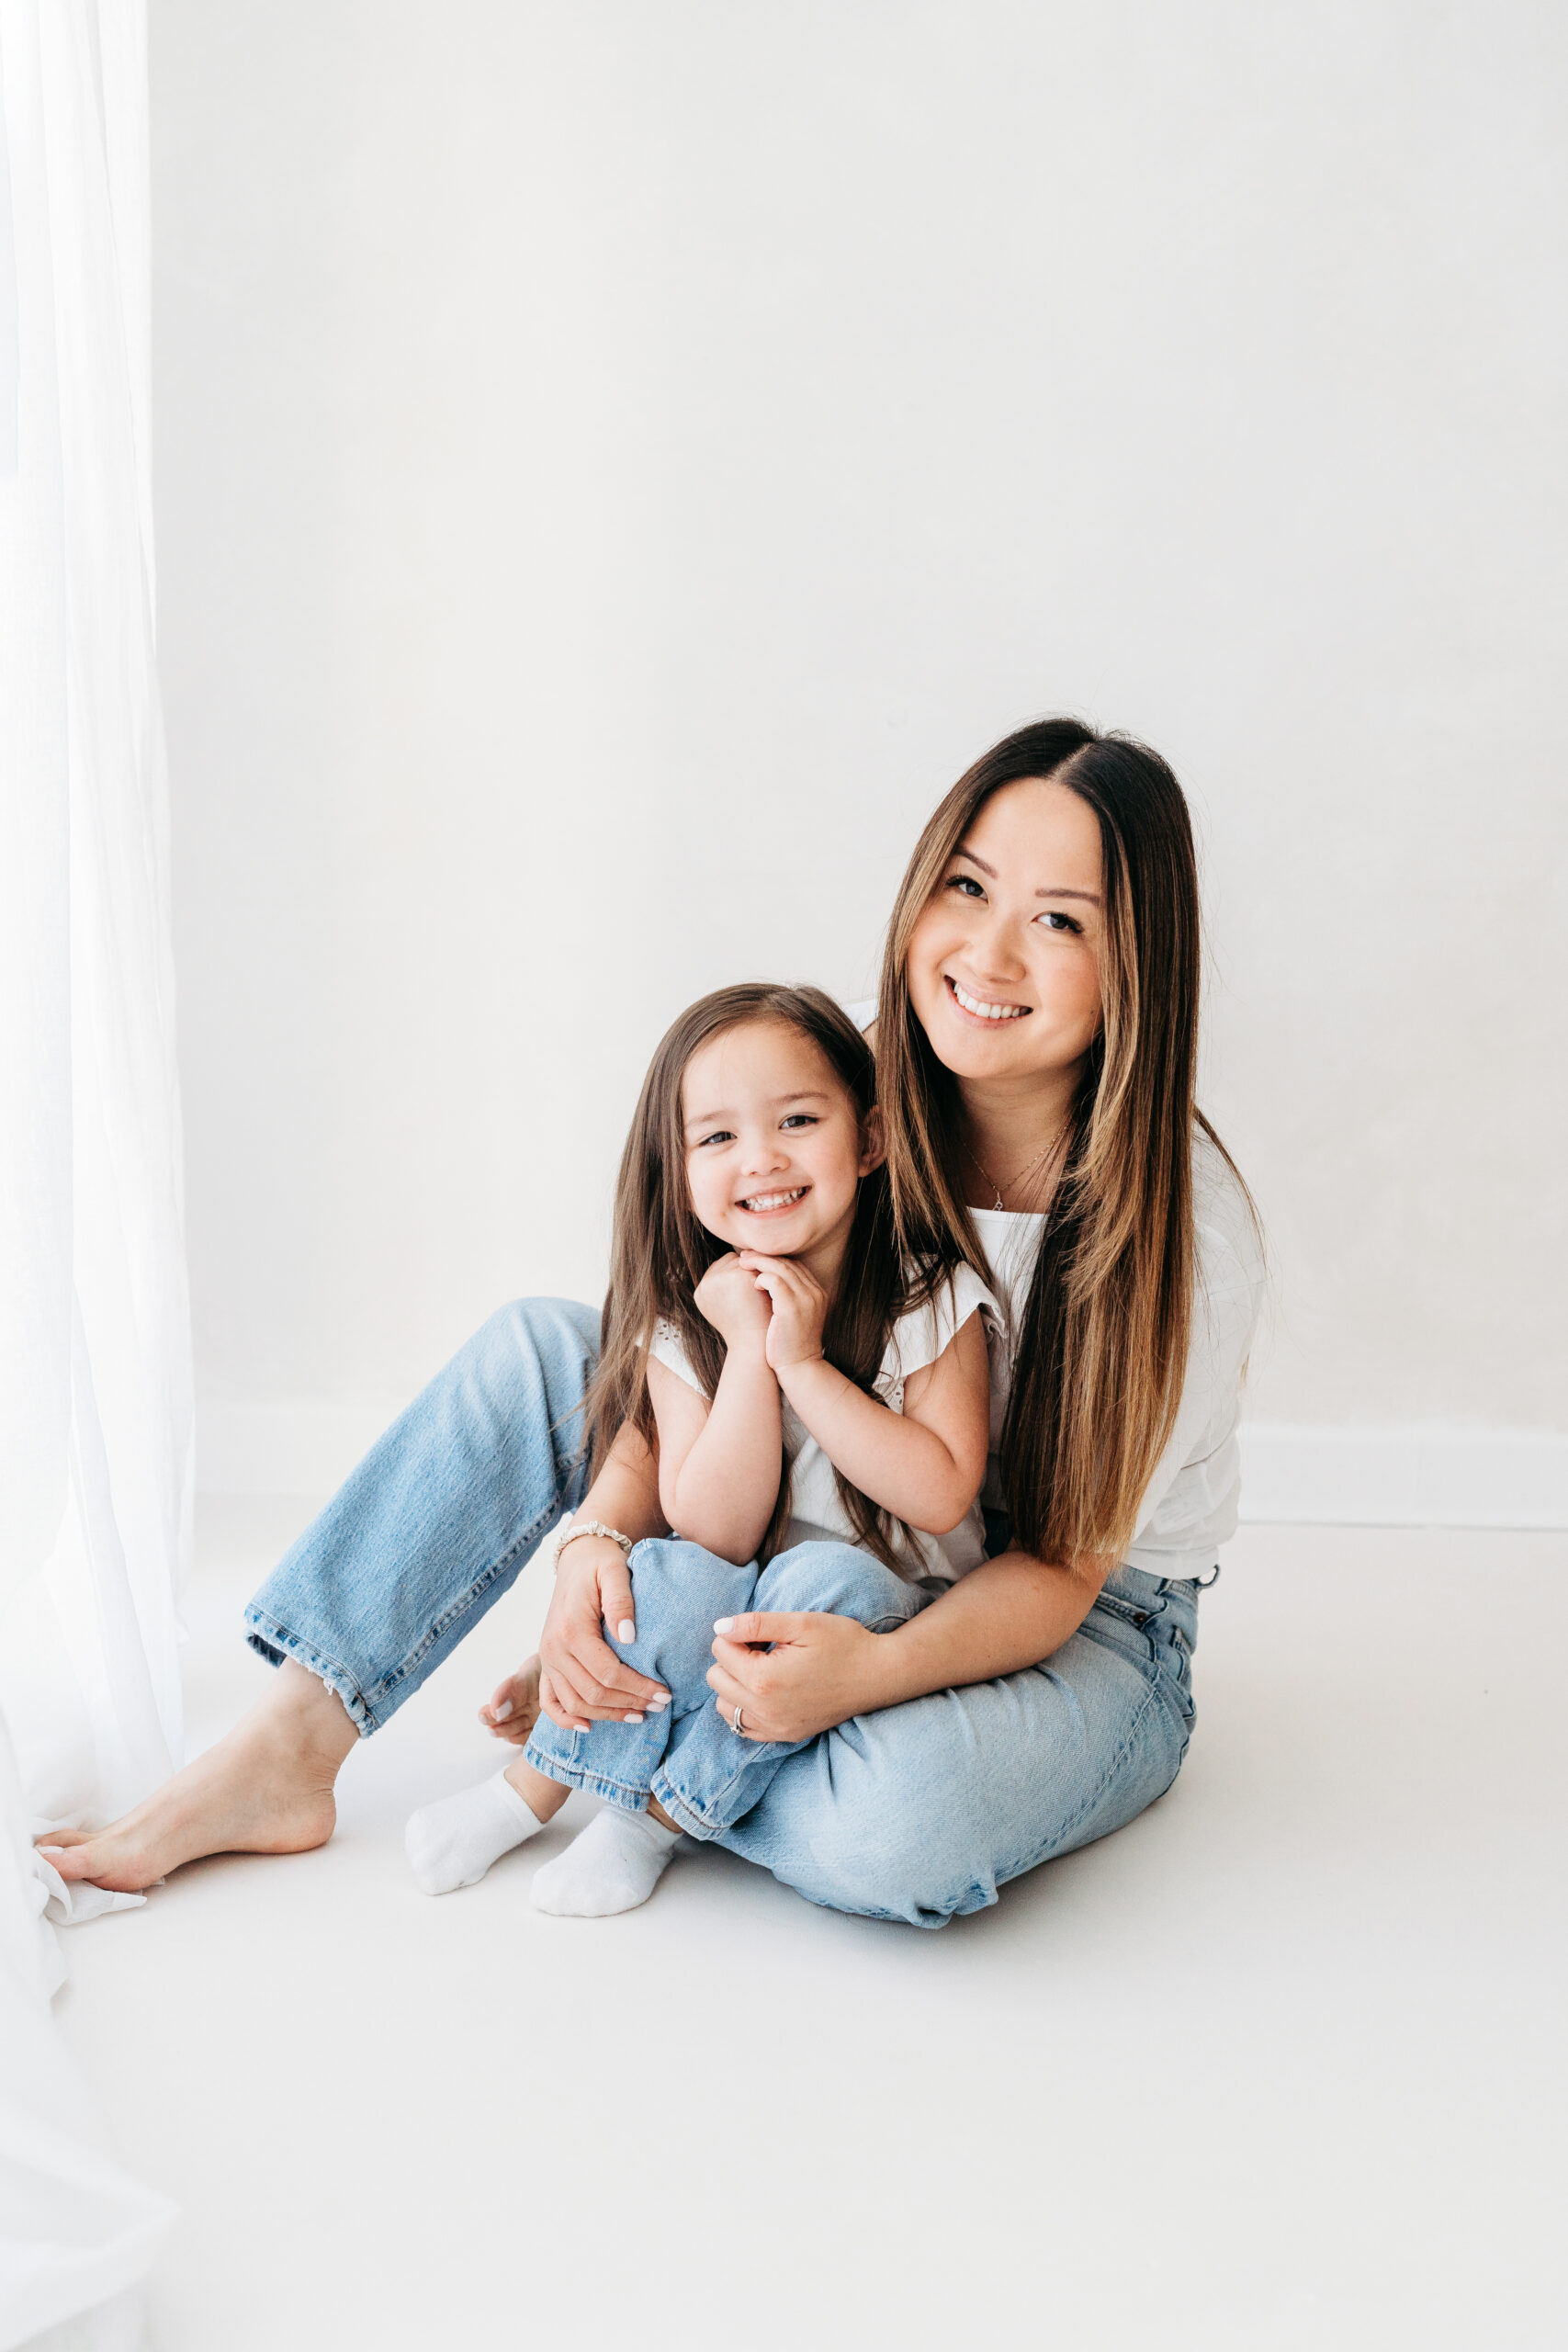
top-left (962, 1125), bottom-right (1067, 1214)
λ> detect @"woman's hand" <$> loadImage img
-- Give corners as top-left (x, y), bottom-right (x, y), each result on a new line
top-left (705, 1610), bottom-right (889, 1744)
top-left (479, 1655), bottom-right (543, 1746)
top-left (693, 1252), bottom-right (773, 1352)
top-left (738, 1252), bottom-right (829, 1372)
top-left (536, 1536), bottom-right (671, 1732)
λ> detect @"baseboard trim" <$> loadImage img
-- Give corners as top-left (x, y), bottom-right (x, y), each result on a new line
top-left (195, 1400), bottom-right (1568, 1531)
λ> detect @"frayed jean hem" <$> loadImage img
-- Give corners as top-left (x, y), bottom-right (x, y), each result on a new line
top-left (521, 1737), bottom-right (650, 1815)
top-left (243, 1608), bottom-right (377, 1736)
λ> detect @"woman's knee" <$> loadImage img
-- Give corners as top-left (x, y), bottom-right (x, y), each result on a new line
top-left (793, 1771), bottom-right (979, 1928)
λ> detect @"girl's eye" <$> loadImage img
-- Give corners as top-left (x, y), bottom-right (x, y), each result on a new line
top-left (943, 874), bottom-right (985, 900)
top-left (780, 1114), bottom-right (819, 1131)
top-left (694, 1129), bottom-right (735, 1149)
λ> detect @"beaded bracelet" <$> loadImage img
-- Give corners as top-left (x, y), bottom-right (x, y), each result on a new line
top-left (554, 1520), bottom-right (635, 1570)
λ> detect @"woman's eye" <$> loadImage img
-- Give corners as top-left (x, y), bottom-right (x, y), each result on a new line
top-left (943, 874), bottom-right (985, 900)
top-left (1036, 910), bottom-right (1083, 935)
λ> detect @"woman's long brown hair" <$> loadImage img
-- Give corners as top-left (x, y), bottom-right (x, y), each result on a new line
top-left (878, 718), bottom-right (1252, 1567)
top-left (581, 983), bottom-right (945, 1569)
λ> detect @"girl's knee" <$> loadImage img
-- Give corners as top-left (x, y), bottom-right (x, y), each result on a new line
top-left (758, 1542), bottom-right (921, 1629)
top-left (626, 1538), bottom-right (756, 1626)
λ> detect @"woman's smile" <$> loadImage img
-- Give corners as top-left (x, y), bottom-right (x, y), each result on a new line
top-left (944, 975), bottom-right (1032, 1023)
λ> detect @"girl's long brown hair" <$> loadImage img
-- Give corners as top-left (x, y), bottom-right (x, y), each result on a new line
top-left (879, 718), bottom-right (1252, 1567)
top-left (582, 983), bottom-right (945, 1569)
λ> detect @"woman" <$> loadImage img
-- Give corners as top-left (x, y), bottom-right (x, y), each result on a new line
top-left (42, 718), bottom-right (1263, 1928)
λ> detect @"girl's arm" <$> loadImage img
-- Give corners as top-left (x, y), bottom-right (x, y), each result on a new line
top-left (743, 1253), bottom-right (989, 1535)
top-left (650, 1253), bottom-right (784, 1565)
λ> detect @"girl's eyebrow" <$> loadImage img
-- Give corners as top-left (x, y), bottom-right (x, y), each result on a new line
top-left (682, 1089), bottom-right (831, 1131)
top-left (952, 845), bottom-right (1101, 905)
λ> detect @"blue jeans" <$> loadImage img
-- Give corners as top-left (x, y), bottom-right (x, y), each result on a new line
top-left (245, 1298), bottom-right (1203, 1930)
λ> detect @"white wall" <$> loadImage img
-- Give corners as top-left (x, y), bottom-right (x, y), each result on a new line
top-left (149, 1), bottom-right (1568, 1515)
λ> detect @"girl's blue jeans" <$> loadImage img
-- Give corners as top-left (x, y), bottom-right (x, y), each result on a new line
top-left (245, 1299), bottom-right (1203, 1930)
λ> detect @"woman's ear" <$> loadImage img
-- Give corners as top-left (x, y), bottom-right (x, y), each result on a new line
top-left (859, 1104), bottom-right (886, 1177)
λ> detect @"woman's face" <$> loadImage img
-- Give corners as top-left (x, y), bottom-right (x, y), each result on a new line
top-left (906, 778), bottom-right (1106, 1088)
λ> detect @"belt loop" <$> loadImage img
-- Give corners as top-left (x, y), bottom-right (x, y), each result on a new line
top-left (1193, 1563), bottom-right (1222, 1591)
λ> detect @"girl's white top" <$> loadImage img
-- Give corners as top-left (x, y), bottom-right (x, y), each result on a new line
top-left (649, 1264), bottom-right (998, 1584)
top-left (971, 1134), bottom-right (1264, 1579)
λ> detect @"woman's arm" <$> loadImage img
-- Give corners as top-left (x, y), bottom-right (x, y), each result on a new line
top-left (744, 1253), bottom-right (989, 1534)
top-left (513, 1423), bottom-right (675, 1733)
top-left (704, 1549), bottom-right (1109, 1746)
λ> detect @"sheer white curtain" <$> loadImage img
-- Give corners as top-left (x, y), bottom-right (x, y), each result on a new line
top-left (1, 0), bottom-right (187, 2339)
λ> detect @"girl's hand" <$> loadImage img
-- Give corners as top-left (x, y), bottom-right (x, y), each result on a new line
top-left (738, 1252), bottom-right (829, 1372)
top-left (479, 1655), bottom-right (543, 1746)
top-left (705, 1610), bottom-right (887, 1743)
top-left (536, 1537), bottom-right (671, 1732)
top-left (694, 1251), bottom-right (773, 1351)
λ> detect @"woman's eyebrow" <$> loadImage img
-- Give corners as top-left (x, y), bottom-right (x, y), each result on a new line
top-left (953, 844), bottom-right (997, 876)
top-left (953, 845), bottom-right (1101, 905)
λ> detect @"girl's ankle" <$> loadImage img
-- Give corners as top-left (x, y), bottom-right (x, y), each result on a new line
top-left (505, 1759), bottom-right (569, 1819)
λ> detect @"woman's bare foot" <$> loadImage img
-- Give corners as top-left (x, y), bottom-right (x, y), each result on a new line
top-left (35, 1662), bottom-right (358, 1894)
top-left (479, 1655), bottom-right (543, 1747)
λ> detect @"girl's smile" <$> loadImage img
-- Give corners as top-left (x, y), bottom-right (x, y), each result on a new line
top-left (735, 1184), bottom-right (810, 1216)
top-left (681, 1018), bottom-right (882, 1282)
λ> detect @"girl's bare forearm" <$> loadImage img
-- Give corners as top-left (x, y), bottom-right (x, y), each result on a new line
top-left (668, 1346), bottom-right (782, 1563)
top-left (574, 1425), bottom-right (669, 1544)
top-left (856, 1553), bottom-right (1106, 1710)
top-left (774, 1356), bottom-right (976, 1533)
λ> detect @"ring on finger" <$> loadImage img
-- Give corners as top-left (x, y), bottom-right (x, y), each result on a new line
top-left (731, 1702), bottom-right (745, 1736)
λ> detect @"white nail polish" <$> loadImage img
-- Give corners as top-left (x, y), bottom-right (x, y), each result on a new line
top-left (714, 1617), bottom-right (733, 1634)
top-left (625, 1712), bottom-right (645, 1724)
top-left (491, 1700), bottom-right (513, 1721)
top-left (648, 1692), bottom-right (671, 1710)
top-left (617, 1620), bottom-right (636, 1641)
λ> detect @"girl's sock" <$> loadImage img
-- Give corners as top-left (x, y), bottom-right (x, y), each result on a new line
top-left (529, 1805), bottom-right (682, 1917)
top-left (405, 1767), bottom-right (547, 1894)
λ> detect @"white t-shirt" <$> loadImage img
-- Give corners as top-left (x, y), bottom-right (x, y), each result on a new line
top-left (842, 1001), bottom-right (1264, 1577)
top-left (649, 1264), bottom-right (998, 1584)
top-left (970, 1135), bottom-right (1265, 1579)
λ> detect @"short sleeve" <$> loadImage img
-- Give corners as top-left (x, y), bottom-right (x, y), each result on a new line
top-left (1126, 1145), bottom-right (1266, 1544)
top-left (877, 1265), bottom-right (999, 1400)
top-left (648, 1318), bottom-right (705, 1395)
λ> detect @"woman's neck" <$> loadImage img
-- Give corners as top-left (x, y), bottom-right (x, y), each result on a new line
top-left (956, 1068), bottom-right (1080, 1211)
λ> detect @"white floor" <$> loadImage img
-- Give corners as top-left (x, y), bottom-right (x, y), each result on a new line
top-left (54, 1506), bottom-right (1568, 2352)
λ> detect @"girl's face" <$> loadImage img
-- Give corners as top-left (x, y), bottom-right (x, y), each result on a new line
top-left (905, 778), bottom-right (1106, 1088)
top-left (682, 1020), bottom-right (880, 1260)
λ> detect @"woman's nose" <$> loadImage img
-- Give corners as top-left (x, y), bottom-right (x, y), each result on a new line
top-left (971, 912), bottom-right (1029, 980)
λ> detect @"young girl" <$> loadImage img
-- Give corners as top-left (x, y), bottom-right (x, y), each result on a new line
top-left (403, 982), bottom-right (995, 1916)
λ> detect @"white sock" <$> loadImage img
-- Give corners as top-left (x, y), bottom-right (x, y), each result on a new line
top-left (529, 1805), bottom-right (682, 1918)
top-left (405, 1768), bottom-right (547, 1894)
